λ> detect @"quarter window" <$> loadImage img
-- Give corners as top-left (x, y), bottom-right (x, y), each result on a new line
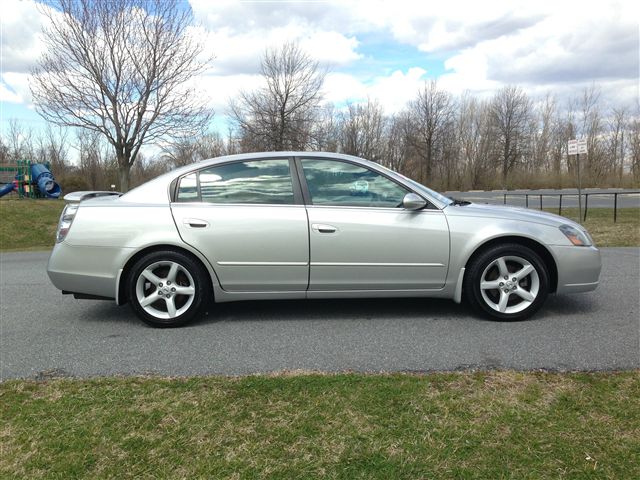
top-left (177, 159), bottom-right (294, 204)
top-left (300, 159), bottom-right (409, 208)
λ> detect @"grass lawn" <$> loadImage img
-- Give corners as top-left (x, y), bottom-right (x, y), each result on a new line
top-left (1, 371), bottom-right (638, 479)
top-left (0, 198), bottom-right (64, 251)
top-left (543, 207), bottom-right (640, 247)
top-left (0, 199), bottom-right (638, 251)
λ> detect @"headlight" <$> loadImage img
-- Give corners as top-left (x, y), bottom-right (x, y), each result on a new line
top-left (56, 204), bottom-right (78, 243)
top-left (559, 224), bottom-right (592, 247)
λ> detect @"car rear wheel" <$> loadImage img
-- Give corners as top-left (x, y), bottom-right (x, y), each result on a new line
top-left (128, 250), bottom-right (210, 327)
top-left (463, 243), bottom-right (549, 321)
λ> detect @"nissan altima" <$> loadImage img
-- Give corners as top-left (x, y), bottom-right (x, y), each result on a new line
top-left (47, 152), bottom-right (601, 327)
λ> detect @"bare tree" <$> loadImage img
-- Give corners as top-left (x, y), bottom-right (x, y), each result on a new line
top-left (456, 94), bottom-right (495, 189)
top-left (384, 112), bottom-right (412, 174)
top-left (629, 101), bottom-right (640, 182)
top-left (489, 86), bottom-right (532, 188)
top-left (578, 85), bottom-right (605, 182)
top-left (30, 0), bottom-right (213, 191)
top-left (339, 99), bottom-right (386, 162)
top-left (76, 130), bottom-right (109, 190)
top-left (408, 80), bottom-right (454, 183)
top-left (162, 132), bottom-right (227, 168)
top-left (6, 120), bottom-right (35, 162)
top-left (35, 126), bottom-right (70, 176)
top-left (607, 108), bottom-right (627, 184)
top-left (230, 42), bottom-right (325, 151)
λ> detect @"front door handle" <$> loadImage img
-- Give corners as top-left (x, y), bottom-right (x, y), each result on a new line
top-left (183, 218), bottom-right (209, 228)
top-left (312, 223), bottom-right (337, 234)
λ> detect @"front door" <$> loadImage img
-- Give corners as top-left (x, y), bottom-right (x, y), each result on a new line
top-left (171, 158), bottom-right (309, 292)
top-left (299, 158), bottom-right (450, 290)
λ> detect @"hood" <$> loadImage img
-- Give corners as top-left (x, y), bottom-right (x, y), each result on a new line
top-left (443, 203), bottom-right (580, 228)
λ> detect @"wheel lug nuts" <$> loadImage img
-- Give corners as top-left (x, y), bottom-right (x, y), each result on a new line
top-left (504, 289), bottom-right (509, 293)
top-left (158, 282), bottom-right (163, 287)
top-left (512, 277), bottom-right (517, 282)
top-left (167, 281), bottom-right (171, 285)
top-left (158, 291), bottom-right (162, 295)
top-left (171, 287), bottom-right (176, 292)
top-left (504, 276), bottom-right (508, 280)
top-left (499, 282), bottom-right (504, 287)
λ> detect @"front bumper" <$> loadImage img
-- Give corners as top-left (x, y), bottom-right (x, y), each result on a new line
top-left (47, 242), bottom-right (134, 299)
top-left (550, 245), bottom-right (601, 294)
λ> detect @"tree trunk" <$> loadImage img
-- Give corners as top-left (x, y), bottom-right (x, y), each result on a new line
top-left (118, 161), bottom-right (131, 192)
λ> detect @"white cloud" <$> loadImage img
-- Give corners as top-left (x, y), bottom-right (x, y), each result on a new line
top-left (1, 73), bottom-right (32, 104)
top-left (0, 82), bottom-right (22, 103)
top-left (0, 0), bottom-right (49, 74)
top-left (432, 0), bottom-right (639, 102)
top-left (189, 1), bottom-right (362, 75)
top-left (324, 68), bottom-right (429, 113)
top-left (195, 73), bottom-right (263, 114)
top-left (368, 67), bottom-right (429, 112)
top-left (1, 0), bottom-right (636, 133)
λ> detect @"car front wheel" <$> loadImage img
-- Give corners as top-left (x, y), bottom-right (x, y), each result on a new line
top-left (463, 243), bottom-right (550, 321)
top-left (128, 250), bottom-right (210, 327)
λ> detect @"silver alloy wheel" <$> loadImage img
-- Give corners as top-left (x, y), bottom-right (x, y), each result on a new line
top-left (479, 255), bottom-right (540, 314)
top-left (135, 261), bottom-right (196, 320)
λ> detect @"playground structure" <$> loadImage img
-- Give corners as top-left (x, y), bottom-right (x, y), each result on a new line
top-left (0, 160), bottom-right (62, 199)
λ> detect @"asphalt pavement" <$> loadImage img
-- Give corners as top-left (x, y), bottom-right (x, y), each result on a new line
top-left (443, 188), bottom-right (640, 209)
top-left (1, 248), bottom-right (638, 380)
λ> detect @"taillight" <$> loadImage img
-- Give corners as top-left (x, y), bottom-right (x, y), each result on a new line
top-left (56, 204), bottom-right (79, 243)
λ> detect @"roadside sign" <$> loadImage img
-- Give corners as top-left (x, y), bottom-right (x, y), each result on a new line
top-left (577, 138), bottom-right (587, 155)
top-left (567, 138), bottom-right (586, 224)
top-left (568, 138), bottom-right (587, 155)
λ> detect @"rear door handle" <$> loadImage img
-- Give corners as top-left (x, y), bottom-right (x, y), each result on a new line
top-left (312, 223), bottom-right (337, 234)
top-left (183, 218), bottom-right (209, 228)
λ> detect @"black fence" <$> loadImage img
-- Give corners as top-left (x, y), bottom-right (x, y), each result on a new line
top-left (503, 192), bottom-right (640, 223)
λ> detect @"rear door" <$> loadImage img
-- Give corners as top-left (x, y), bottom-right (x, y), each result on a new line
top-left (298, 157), bottom-right (450, 290)
top-left (171, 158), bottom-right (309, 292)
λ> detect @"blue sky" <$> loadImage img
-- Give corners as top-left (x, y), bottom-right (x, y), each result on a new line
top-left (1, 0), bottom-right (638, 139)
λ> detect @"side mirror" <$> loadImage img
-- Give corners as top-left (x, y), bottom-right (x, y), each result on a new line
top-left (402, 192), bottom-right (427, 210)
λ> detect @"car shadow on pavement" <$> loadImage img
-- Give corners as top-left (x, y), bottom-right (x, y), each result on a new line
top-left (79, 297), bottom-right (471, 327)
top-left (78, 294), bottom-right (598, 328)
top-left (200, 297), bottom-right (475, 326)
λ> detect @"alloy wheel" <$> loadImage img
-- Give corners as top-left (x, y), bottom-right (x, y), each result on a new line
top-left (135, 261), bottom-right (196, 319)
top-left (479, 255), bottom-right (540, 314)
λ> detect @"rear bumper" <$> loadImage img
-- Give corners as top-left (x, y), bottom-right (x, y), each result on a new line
top-left (550, 245), bottom-right (601, 294)
top-left (47, 242), bottom-right (134, 299)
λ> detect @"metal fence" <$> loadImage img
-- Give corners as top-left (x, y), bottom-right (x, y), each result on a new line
top-left (503, 192), bottom-right (640, 223)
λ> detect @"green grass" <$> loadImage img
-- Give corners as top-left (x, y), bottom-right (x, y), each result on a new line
top-left (543, 207), bottom-right (640, 247)
top-left (1, 371), bottom-right (638, 479)
top-left (0, 200), bottom-right (637, 251)
top-left (0, 199), bottom-right (64, 251)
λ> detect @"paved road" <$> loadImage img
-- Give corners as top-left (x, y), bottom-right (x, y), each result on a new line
top-left (443, 188), bottom-right (640, 209)
top-left (1, 249), bottom-right (638, 380)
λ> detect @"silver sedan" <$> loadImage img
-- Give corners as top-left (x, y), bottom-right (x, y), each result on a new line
top-left (47, 152), bottom-right (601, 327)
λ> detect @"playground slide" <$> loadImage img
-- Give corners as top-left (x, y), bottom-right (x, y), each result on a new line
top-left (0, 182), bottom-right (15, 198)
top-left (31, 164), bottom-right (62, 198)
top-left (0, 163), bottom-right (62, 198)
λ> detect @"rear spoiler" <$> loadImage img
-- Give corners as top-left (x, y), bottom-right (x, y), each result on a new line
top-left (63, 191), bottom-right (123, 203)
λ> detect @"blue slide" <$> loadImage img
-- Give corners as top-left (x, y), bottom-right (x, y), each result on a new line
top-left (30, 164), bottom-right (61, 198)
top-left (0, 182), bottom-right (15, 197)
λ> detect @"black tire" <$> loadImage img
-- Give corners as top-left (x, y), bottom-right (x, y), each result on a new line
top-left (128, 250), bottom-right (210, 327)
top-left (463, 243), bottom-right (550, 321)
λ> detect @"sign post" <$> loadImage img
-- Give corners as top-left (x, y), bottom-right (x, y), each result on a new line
top-left (568, 139), bottom-right (587, 224)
